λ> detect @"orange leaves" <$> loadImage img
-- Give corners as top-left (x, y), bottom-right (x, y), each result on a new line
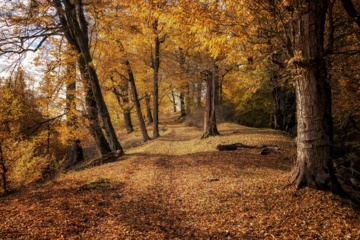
top-left (1, 120), bottom-right (359, 239)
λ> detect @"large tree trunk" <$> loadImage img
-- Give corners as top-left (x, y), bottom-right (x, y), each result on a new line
top-left (202, 68), bottom-right (220, 138)
top-left (78, 58), bottom-right (112, 155)
top-left (54, 0), bottom-right (123, 154)
top-left (125, 60), bottom-right (151, 142)
top-left (290, 0), bottom-right (341, 193)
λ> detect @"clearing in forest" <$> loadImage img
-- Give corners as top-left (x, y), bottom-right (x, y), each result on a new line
top-left (0, 120), bottom-right (359, 239)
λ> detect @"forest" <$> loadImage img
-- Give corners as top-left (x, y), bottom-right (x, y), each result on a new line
top-left (0, 0), bottom-right (359, 238)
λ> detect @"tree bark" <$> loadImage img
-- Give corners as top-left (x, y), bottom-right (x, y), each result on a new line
top-left (65, 59), bottom-right (77, 129)
top-left (0, 144), bottom-right (8, 194)
top-left (178, 47), bottom-right (187, 118)
top-left (78, 57), bottom-right (112, 155)
top-left (125, 60), bottom-right (151, 142)
top-left (194, 82), bottom-right (202, 108)
top-left (123, 109), bottom-right (134, 134)
top-left (202, 67), bottom-right (220, 138)
top-left (79, 47), bottom-right (122, 153)
top-left (111, 82), bottom-right (134, 134)
top-left (120, 82), bottom-right (134, 134)
top-left (152, 33), bottom-right (161, 139)
top-left (186, 82), bottom-right (193, 115)
top-left (179, 92), bottom-right (186, 117)
top-left (170, 89), bottom-right (177, 112)
top-left (290, 0), bottom-right (342, 193)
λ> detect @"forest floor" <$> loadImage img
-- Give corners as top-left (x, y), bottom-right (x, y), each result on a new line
top-left (0, 116), bottom-right (359, 239)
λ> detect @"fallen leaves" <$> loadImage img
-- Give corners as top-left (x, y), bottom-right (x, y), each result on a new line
top-left (0, 121), bottom-right (359, 239)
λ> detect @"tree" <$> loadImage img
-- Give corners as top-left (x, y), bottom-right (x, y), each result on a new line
top-left (202, 59), bottom-right (220, 138)
top-left (53, 0), bottom-right (123, 154)
top-left (289, 0), bottom-right (342, 192)
top-left (62, 48), bottom-right (80, 139)
top-left (110, 76), bottom-right (134, 134)
top-left (0, 0), bottom-right (123, 156)
top-left (77, 56), bottom-right (112, 155)
top-left (124, 59), bottom-right (151, 142)
top-left (151, 19), bottom-right (163, 139)
top-left (90, 1), bottom-right (152, 142)
top-left (0, 70), bottom-right (49, 194)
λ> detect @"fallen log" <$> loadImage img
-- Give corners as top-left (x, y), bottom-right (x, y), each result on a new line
top-left (216, 143), bottom-right (279, 155)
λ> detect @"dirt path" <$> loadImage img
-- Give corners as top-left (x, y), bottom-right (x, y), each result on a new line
top-left (0, 120), bottom-right (359, 239)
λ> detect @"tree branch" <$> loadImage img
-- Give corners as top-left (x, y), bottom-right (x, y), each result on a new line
top-left (22, 113), bottom-right (66, 137)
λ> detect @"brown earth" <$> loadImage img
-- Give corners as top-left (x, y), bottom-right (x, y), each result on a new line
top-left (0, 119), bottom-right (359, 239)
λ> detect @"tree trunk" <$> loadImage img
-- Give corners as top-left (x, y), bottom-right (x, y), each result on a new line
top-left (152, 35), bottom-right (161, 139)
top-left (186, 82), bottom-right (193, 115)
top-left (112, 82), bottom-right (134, 134)
top-left (145, 93), bottom-right (153, 125)
top-left (0, 144), bottom-right (8, 194)
top-left (178, 47), bottom-right (187, 118)
top-left (218, 75), bottom-right (223, 104)
top-left (170, 89), bottom-right (177, 112)
top-left (194, 82), bottom-right (202, 108)
top-left (202, 68), bottom-right (220, 138)
top-left (271, 81), bottom-right (286, 131)
top-left (123, 109), bottom-right (134, 134)
top-left (125, 60), bottom-right (151, 142)
top-left (120, 82), bottom-right (134, 134)
top-left (65, 57), bottom-right (77, 134)
top-left (54, 0), bottom-right (123, 154)
top-left (82, 53), bottom-right (123, 153)
top-left (179, 92), bottom-right (186, 117)
top-left (290, 0), bottom-right (341, 193)
top-left (78, 57), bottom-right (112, 155)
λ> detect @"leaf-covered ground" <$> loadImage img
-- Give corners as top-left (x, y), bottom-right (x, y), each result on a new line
top-left (1, 120), bottom-right (359, 239)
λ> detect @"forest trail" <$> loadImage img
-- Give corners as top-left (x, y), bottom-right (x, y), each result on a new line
top-left (0, 117), bottom-right (359, 239)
